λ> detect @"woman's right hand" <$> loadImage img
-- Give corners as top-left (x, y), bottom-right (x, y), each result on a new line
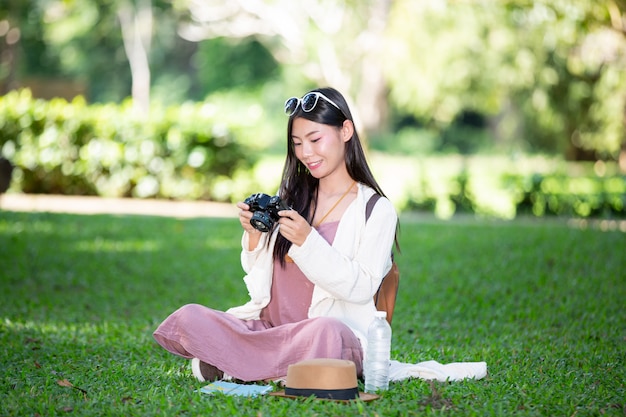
top-left (237, 201), bottom-right (262, 250)
top-left (236, 201), bottom-right (261, 234)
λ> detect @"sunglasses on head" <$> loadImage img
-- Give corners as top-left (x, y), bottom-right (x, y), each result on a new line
top-left (284, 92), bottom-right (343, 117)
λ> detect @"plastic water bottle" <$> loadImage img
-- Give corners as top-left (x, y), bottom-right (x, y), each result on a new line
top-left (364, 311), bottom-right (392, 393)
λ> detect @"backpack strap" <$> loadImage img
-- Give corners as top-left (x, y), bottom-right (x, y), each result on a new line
top-left (366, 193), bottom-right (400, 325)
top-left (365, 193), bottom-right (382, 222)
top-left (366, 193), bottom-right (393, 261)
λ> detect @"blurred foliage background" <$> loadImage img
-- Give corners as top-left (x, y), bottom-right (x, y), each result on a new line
top-left (0, 0), bottom-right (625, 219)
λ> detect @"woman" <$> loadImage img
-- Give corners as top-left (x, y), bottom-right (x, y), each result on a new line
top-left (153, 87), bottom-right (398, 382)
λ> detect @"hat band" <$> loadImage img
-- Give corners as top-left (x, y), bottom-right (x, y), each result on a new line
top-left (285, 386), bottom-right (360, 400)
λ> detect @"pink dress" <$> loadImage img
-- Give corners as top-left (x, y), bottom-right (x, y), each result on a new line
top-left (153, 221), bottom-right (364, 381)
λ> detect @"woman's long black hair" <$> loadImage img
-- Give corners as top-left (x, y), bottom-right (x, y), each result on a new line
top-left (273, 87), bottom-right (398, 267)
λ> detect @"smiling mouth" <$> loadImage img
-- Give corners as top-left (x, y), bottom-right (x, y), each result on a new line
top-left (307, 160), bottom-right (322, 170)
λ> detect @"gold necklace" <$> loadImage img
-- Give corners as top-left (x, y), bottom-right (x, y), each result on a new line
top-left (314, 180), bottom-right (356, 227)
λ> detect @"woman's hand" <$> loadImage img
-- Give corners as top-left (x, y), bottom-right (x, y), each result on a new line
top-left (277, 210), bottom-right (312, 247)
top-left (236, 201), bottom-right (262, 250)
top-left (236, 201), bottom-right (261, 234)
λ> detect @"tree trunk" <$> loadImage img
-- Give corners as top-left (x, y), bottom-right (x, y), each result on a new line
top-left (118, 0), bottom-right (152, 117)
top-left (355, 0), bottom-right (392, 139)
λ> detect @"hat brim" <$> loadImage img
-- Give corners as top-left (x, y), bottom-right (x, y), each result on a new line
top-left (269, 390), bottom-right (379, 402)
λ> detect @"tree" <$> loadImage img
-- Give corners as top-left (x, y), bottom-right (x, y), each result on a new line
top-left (503, 0), bottom-right (626, 161)
top-left (383, 0), bottom-right (626, 161)
top-left (1, 0), bottom-right (188, 108)
top-left (173, 0), bottom-right (393, 136)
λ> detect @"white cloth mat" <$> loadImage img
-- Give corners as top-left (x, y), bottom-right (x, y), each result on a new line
top-left (389, 359), bottom-right (488, 382)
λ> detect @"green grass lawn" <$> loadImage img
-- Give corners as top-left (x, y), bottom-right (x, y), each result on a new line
top-left (1, 209), bottom-right (624, 416)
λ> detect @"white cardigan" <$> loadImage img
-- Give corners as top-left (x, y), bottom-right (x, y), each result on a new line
top-left (226, 183), bottom-right (398, 351)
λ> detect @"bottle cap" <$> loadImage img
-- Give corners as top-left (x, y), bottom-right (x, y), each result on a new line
top-left (374, 311), bottom-right (387, 318)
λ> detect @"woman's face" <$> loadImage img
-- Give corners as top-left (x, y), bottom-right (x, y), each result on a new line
top-left (290, 117), bottom-right (351, 180)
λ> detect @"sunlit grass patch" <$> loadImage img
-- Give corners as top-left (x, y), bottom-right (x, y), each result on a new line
top-left (1, 210), bottom-right (624, 416)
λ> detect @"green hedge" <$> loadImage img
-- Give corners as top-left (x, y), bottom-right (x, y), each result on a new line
top-left (2, 90), bottom-right (624, 219)
top-left (398, 156), bottom-right (626, 219)
top-left (508, 173), bottom-right (626, 218)
top-left (0, 90), bottom-right (255, 201)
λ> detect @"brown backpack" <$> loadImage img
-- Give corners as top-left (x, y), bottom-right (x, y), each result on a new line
top-left (366, 194), bottom-right (400, 325)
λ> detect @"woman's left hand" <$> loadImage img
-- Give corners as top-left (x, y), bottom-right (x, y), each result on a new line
top-left (277, 210), bottom-right (312, 246)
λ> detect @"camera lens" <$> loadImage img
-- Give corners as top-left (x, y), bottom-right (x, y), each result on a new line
top-left (250, 211), bottom-right (273, 232)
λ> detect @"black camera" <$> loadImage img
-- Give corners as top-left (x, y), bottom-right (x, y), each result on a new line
top-left (244, 193), bottom-right (290, 232)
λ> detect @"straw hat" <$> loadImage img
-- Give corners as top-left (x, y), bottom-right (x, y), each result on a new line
top-left (270, 358), bottom-right (379, 402)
